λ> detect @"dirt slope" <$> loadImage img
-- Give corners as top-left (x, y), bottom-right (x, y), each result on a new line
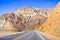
top-left (38, 2), bottom-right (60, 37)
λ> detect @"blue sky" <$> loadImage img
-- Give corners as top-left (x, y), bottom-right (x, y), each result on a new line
top-left (0, 0), bottom-right (60, 15)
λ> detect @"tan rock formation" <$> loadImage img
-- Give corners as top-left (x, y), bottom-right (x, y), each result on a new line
top-left (38, 2), bottom-right (60, 37)
top-left (15, 7), bottom-right (34, 14)
top-left (3, 21), bottom-right (16, 32)
top-left (13, 20), bottom-right (25, 31)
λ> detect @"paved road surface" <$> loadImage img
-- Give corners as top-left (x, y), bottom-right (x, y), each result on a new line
top-left (0, 31), bottom-right (49, 40)
top-left (0, 31), bottom-right (28, 40)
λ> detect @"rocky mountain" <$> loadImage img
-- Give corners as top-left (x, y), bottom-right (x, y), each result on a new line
top-left (0, 7), bottom-right (52, 31)
top-left (14, 7), bottom-right (52, 30)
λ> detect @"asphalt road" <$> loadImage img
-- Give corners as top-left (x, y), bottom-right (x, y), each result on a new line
top-left (0, 31), bottom-right (28, 40)
top-left (0, 31), bottom-right (49, 40)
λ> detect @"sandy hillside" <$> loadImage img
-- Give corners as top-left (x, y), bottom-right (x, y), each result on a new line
top-left (38, 2), bottom-right (60, 38)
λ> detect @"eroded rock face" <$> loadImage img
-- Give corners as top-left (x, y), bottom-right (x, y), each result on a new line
top-left (0, 7), bottom-right (52, 31)
top-left (38, 2), bottom-right (60, 37)
top-left (3, 21), bottom-right (16, 32)
top-left (15, 7), bottom-right (52, 30)
top-left (0, 17), bottom-right (5, 31)
top-left (1, 13), bottom-right (25, 31)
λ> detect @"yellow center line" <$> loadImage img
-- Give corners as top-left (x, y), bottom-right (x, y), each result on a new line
top-left (13, 32), bottom-right (31, 40)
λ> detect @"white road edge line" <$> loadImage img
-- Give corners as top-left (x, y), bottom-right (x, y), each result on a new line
top-left (35, 31), bottom-right (45, 40)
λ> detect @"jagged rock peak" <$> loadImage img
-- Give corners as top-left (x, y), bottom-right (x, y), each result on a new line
top-left (15, 6), bottom-right (35, 14)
